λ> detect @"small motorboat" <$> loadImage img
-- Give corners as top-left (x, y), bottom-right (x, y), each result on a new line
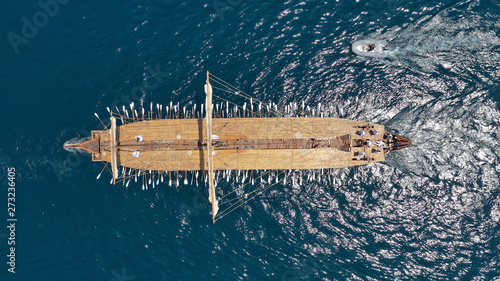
top-left (352, 39), bottom-right (389, 58)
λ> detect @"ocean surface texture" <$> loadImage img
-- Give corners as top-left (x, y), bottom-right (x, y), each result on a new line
top-left (1, 0), bottom-right (499, 280)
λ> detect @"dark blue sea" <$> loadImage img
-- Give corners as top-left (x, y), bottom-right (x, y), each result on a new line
top-left (1, 0), bottom-right (500, 280)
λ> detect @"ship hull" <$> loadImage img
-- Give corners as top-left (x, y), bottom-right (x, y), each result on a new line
top-left (88, 117), bottom-right (389, 171)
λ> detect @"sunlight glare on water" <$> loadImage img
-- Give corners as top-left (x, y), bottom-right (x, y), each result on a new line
top-left (1, 0), bottom-right (499, 280)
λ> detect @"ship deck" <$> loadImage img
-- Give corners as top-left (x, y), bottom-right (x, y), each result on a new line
top-left (93, 117), bottom-right (386, 171)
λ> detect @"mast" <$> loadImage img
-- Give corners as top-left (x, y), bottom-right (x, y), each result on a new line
top-left (109, 115), bottom-right (118, 185)
top-left (205, 71), bottom-right (218, 223)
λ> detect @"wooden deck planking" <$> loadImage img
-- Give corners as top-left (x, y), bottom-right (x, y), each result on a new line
top-left (101, 147), bottom-right (384, 171)
top-left (100, 149), bottom-right (330, 171)
top-left (98, 117), bottom-right (386, 171)
top-left (110, 118), bottom-right (385, 141)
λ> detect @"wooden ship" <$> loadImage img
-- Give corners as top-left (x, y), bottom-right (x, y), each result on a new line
top-left (65, 72), bottom-right (411, 222)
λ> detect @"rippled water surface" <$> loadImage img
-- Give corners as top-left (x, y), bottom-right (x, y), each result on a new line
top-left (1, 0), bottom-right (499, 280)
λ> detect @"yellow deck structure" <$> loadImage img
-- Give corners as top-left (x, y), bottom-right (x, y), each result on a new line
top-left (91, 117), bottom-right (386, 171)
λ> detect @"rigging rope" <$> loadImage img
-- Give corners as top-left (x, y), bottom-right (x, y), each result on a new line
top-left (209, 73), bottom-right (283, 117)
top-left (214, 170), bottom-right (286, 222)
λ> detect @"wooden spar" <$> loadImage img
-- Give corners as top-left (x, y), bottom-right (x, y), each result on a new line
top-left (110, 116), bottom-right (118, 185)
top-left (205, 71), bottom-right (218, 223)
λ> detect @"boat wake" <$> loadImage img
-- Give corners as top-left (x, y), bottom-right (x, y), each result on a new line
top-left (384, 0), bottom-right (500, 84)
top-left (384, 89), bottom-right (500, 181)
top-left (63, 136), bottom-right (92, 153)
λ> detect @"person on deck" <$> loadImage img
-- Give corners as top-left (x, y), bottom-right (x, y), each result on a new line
top-left (357, 151), bottom-right (366, 160)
